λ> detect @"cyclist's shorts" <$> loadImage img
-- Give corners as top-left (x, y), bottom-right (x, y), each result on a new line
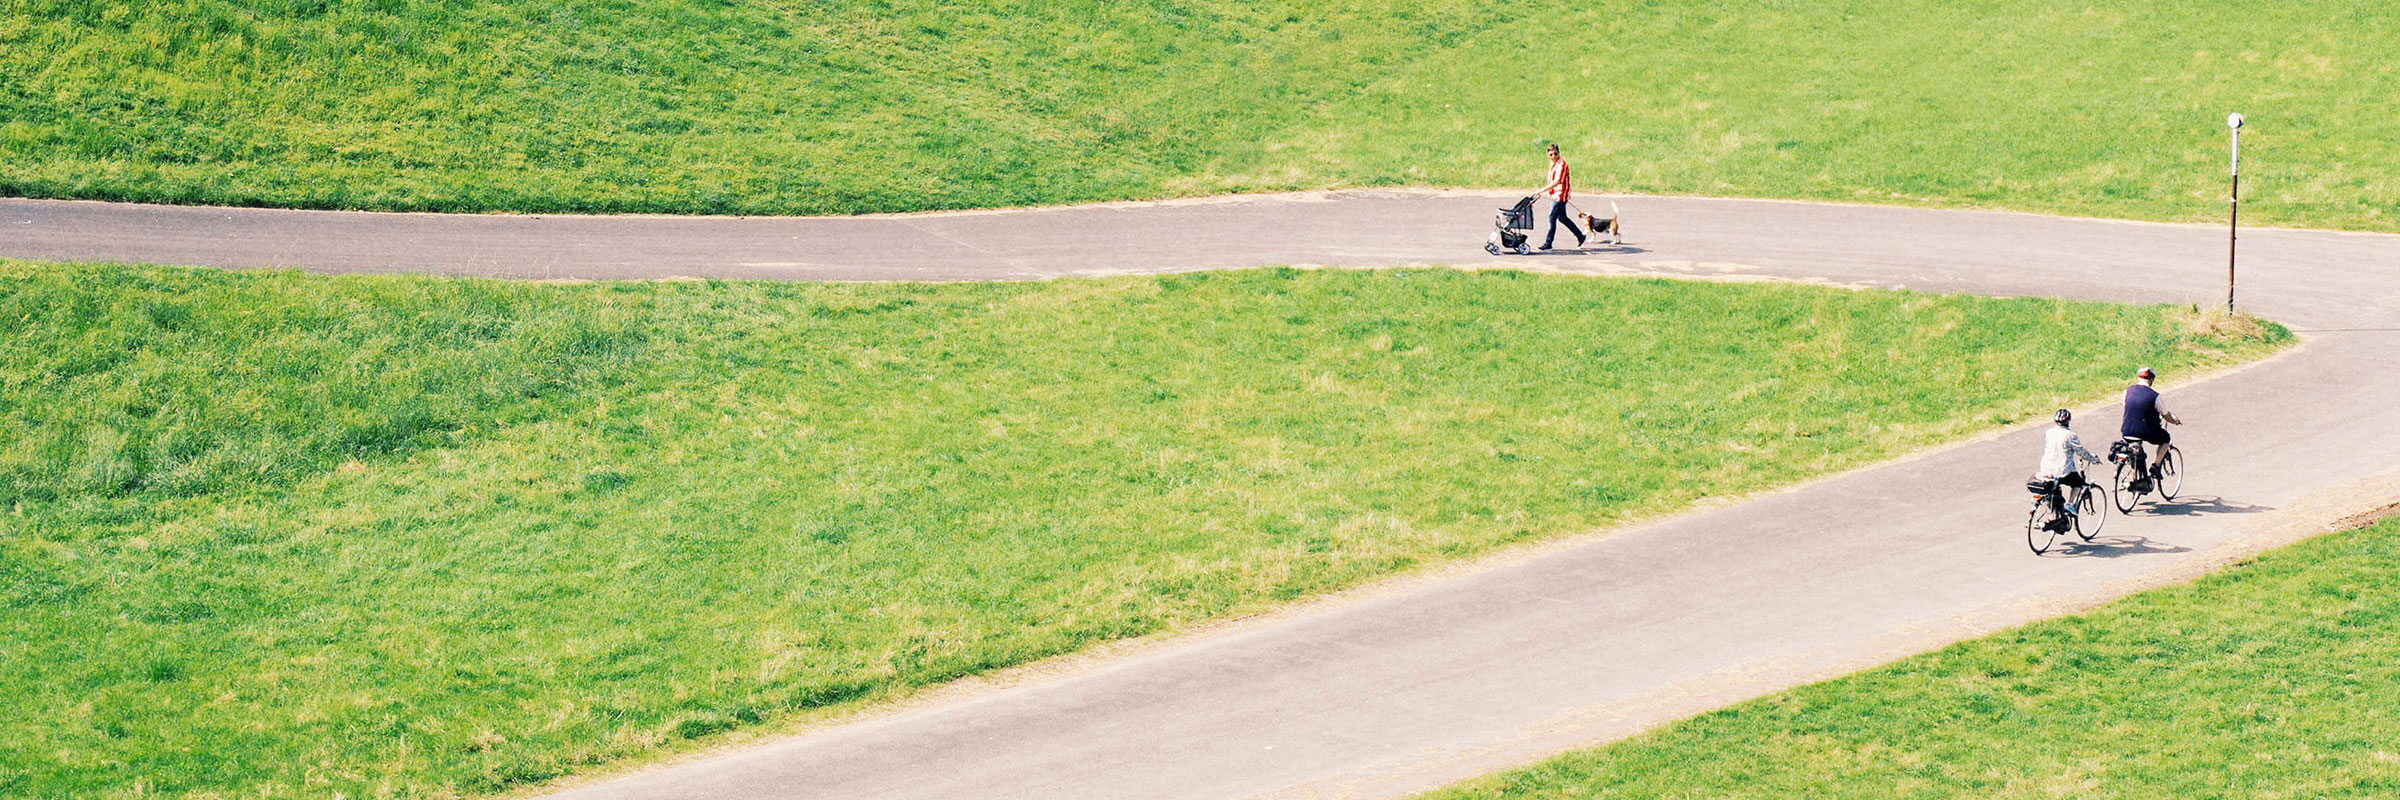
top-left (2122, 428), bottom-right (2170, 446)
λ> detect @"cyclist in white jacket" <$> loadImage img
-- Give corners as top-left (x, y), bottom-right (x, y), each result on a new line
top-left (2035, 408), bottom-right (2103, 515)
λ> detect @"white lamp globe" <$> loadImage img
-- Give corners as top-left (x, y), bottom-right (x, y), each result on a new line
top-left (2228, 112), bottom-right (2245, 129)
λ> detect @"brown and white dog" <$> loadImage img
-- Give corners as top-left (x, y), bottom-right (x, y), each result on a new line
top-left (1576, 201), bottom-right (1623, 244)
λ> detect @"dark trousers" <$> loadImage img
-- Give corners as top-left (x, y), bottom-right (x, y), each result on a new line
top-left (1544, 199), bottom-right (1584, 248)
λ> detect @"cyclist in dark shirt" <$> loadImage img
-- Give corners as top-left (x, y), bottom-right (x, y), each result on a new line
top-left (2120, 366), bottom-right (2182, 486)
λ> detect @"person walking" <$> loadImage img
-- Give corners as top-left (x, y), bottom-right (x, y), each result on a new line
top-left (1536, 143), bottom-right (1585, 250)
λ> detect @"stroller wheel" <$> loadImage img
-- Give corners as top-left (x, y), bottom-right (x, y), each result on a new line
top-left (1514, 244), bottom-right (1531, 256)
top-left (1485, 243), bottom-right (1501, 256)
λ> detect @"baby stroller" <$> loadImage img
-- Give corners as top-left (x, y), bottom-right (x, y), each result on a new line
top-left (1485, 196), bottom-right (1538, 255)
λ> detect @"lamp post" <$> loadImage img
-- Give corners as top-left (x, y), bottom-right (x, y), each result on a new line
top-left (2226, 112), bottom-right (2243, 314)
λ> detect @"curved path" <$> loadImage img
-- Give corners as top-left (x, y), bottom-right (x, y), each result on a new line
top-left (8, 193), bottom-right (2400, 799)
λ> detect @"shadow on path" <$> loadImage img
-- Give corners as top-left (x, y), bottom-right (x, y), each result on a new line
top-left (2051, 535), bottom-right (2195, 559)
top-left (1525, 243), bottom-right (1650, 256)
top-left (2140, 494), bottom-right (2272, 517)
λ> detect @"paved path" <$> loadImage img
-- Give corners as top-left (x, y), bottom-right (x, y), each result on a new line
top-left (8, 192), bottom-right (2400, 799)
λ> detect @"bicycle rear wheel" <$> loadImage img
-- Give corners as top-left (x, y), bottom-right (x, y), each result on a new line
top-left (2075, 482), bottom-right (2106, 540)
top-left (2028, 496), bottom-right (2062, 554)
top-left (2112, 460), bottom-right (2142, 513)
top-left (2158, 446), bottom-right (2184, 500)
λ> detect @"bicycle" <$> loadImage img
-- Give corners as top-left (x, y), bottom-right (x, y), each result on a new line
top-left (2108, 439), bottom-right (2184, 513)
top-left (2025, 474), bottom-right (2106, 554)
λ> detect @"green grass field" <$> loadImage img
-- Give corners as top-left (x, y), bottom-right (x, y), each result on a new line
top-left (1427, 512), bottom-right (2400, 800)
top-left (4, 1), bottom-right (2394, 228)
top-left (0, 261), bottom-right (2287, 797)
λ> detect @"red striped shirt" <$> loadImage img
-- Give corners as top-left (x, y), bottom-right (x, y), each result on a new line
top-left (1547, 160), bottom-right (1571, 203)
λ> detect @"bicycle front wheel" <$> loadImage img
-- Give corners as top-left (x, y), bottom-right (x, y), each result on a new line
top-left (2159, 446), bottom-right (2184, 500)
top-left (2028, 496), bottom-right (2061, 554)
top-left (2075, 482), bottom-right (2106, 540)
top-left (2112, 460), bottom-right (2142, 513)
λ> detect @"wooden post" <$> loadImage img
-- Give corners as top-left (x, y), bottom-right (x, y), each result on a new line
top-left (2226, 114), bottom-right (2242, 314)
top-left (2227, 171), bottom-right (2238, 313)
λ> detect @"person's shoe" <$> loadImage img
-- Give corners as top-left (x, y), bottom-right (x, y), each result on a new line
top-left (1537, 244), bottom-right (1554, 251)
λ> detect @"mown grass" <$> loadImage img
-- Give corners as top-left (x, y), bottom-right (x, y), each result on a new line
top-left (1427, 512), bottom-right (2400, 800)
top-left (0, 261), bottom-right (2289, 797)
top-left (2, 1), bottom-right (2394, 229)
top-left (0, 267), bottom-right (646, 505)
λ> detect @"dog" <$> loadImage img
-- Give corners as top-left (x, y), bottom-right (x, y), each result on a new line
top-left (1575, 202), bottom-right (1623, 244)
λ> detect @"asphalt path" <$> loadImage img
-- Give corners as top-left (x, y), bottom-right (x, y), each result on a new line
top-left (8, 192), bottom-right (2400, 799)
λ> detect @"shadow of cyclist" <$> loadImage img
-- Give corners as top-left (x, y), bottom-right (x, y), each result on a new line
top-left (2141, 495), bottom-right (2272, 517)
top-left (2049, 535), bottom-right (2195, 559)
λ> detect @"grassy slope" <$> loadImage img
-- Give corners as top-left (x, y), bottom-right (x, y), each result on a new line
top-left (1427, 513), bottom-right (2400, 800)
top-left (0, 262), bottom-right (2286, 797)
top-left (0, 0), bottom-right (1518, 214)
top-left (3, 1), bottom-right (2394, 228)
